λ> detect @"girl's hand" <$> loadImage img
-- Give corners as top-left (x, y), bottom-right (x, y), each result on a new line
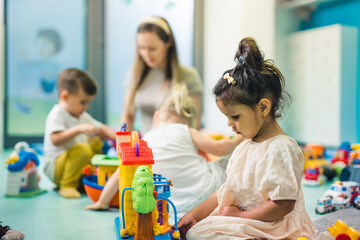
top-left (176, 213), bottom-right (198, 240)
top-left (219, 205), bottom-right (243, 217)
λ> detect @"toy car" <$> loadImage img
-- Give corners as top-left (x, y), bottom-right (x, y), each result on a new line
top-left (323, 181), bottom-right (359, 203)
top-left (315, 196), bottom-right (335, 214)
top-left (354, 195), bottom-right (360, 210)
top-left (332, 196), bottom-right (351, 210)
top-left (302, 167), bottom-right (325, 186)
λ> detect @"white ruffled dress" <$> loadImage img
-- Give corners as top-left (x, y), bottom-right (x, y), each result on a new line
top-left (187, 135), bottom-right (317, 240)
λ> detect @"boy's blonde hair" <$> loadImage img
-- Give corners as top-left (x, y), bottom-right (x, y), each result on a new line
top-left (158, 84), bottom-right (196, 127)
top-left (57, 68), bottom-right (97, 96)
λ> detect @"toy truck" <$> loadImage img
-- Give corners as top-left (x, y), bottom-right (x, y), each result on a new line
top-left (315, 196), bottom-right (335, 214)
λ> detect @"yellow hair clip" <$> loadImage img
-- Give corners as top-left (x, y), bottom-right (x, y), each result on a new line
top-left (223, 73), bottom-right (236, 85)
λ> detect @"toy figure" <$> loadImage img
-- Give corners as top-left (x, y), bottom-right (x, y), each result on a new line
top-left (5, 142), bottom-right (46, 197)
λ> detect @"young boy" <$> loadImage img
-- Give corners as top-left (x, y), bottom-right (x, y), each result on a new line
top-left (43, 68), bottom-right (115, 198)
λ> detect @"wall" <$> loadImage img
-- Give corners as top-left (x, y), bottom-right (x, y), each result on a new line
top-left (202, 0), bottom-right (276, 134)
top-left (299, 0), bottom-right (360, 142)
top-left (0, 0), bottom-right (4, 151)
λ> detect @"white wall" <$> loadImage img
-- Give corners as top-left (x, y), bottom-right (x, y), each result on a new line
top-left (202, 0), bottom-right (276, 134)
top-left (281, 25), bottom-right (358, 146)
top-left (0, 0), bottom-right (4, 151)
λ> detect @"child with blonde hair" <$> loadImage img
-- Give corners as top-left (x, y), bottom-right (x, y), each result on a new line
top-left (177, 37), bottom-right (317, 239)
top-left (85, 84), bottom-right (243, 217)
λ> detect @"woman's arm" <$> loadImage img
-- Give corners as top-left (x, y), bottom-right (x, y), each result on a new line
top-left (189, 93), bottom-right (202, 130)
top-left (120, 89), bottom-right (136, 131)
top-left (178, 192), bottom-right (218, 239)
top-left (189, 128), bottom-right (244, 156)
top-left (219, 199), bottom-right (295, 222)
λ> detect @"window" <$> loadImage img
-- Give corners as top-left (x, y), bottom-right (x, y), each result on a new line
top-left (4, 0), bottom-right (87, 147)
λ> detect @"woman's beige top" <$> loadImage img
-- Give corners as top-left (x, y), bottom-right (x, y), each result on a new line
top-left (125, 65), bottom-right (202, 134)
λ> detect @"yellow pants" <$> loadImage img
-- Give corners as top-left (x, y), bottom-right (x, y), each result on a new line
top-left (54, 137), bottom-right (102, 188)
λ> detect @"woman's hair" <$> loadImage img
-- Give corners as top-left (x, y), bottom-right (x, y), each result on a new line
top-left (159, 84), bottom-right (196, 127)
top-left (213, 37), bottom-right (289, 118)
top-left (133, 17), bottom-right (180, 89)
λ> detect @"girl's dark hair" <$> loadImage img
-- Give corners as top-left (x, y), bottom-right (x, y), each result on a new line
top-left (213, 37), bottom-right (289, 118)
top-left (0, 222), bottom-right (10, 238)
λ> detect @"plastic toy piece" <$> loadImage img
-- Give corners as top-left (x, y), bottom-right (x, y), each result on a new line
top-left (328, 220), bottom-right (360, 240)
top-left (5, 142), bottom-right (47, 198)
top-left (302, 167), bottom-right (325, 186)
top-left (82, 154), bottom-right (120, 207)
top-left (132, 166), bottom-right (156, 214)
top-left (303, 143), bottom-right (337, 181)
top-left (83, 175), bottom-right (120, 207)
top-left (354, 195), bottom-right (360, 210)
top-left (131, 166), bottom-right (156, 240)
top-left (91, 154), bottom-right (119, 186)
top-left (315, 181), bottom-right (359, 214)
top-left (324, 181), bottom-right (359, 204)
top-left (315, 196), bottom-right (336, 214)
top-left (331, 141), bottom-right (352, 177)
top-left (121, 122), bottom-right (128, 132)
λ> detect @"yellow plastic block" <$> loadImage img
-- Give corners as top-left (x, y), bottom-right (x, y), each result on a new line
top-left (97, 165), bottom-right (117, 186)
top-left (328, 220), bottom-right (360, 240)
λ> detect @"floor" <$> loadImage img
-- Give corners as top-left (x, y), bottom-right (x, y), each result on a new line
top-left (0, 147), bottom-right (333, 240)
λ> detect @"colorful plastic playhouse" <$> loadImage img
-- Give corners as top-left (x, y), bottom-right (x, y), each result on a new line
top-left (83, 123), bottom-right (129, 207)
top-left (83, 154), bottom-right (120, 207)
top-left (5, 142), bottom-right (47, 197)
top-left (114, 130), bottom-right (180, 240)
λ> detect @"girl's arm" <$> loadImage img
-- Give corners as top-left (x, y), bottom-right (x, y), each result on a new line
top-left (189, 93), bottom-right (202, 130)
top-left (219, 199), bottom-right (295, 222)
top-left (178, 192), bottom-right (218, 239)
top-left (189, 128), bottom-right (244, 156)
top-left (120, 89), bottom-right (135, 131)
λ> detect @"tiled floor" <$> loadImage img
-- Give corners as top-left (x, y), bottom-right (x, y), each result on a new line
top-left (0, 148), bottom-right (333, 240)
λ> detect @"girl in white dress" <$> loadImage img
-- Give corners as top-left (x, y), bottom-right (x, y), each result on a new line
top-left (177, 37), bottom-right (317, 240)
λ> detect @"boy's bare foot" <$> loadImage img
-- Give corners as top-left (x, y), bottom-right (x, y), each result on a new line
top-left (59, 187), bottom-right (81, 198)
top-left (84, 201), bottom-right (109, 211)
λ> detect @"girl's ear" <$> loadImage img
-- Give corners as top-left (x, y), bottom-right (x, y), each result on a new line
top-left (59, 90), bottom-right (69, 102)
top-left (258, 98), bottom-right (271, 116)
top-left (153, 110), bottom-right (160, 123)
